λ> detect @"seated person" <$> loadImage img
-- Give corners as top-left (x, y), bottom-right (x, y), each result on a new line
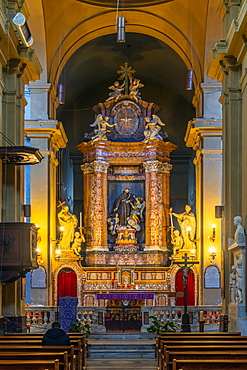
top-left (42, 321), bottom-right (71, 346)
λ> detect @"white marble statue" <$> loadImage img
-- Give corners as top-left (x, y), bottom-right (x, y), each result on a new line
top-left (236, 257), bottom-right (243, 303)
top-left (233, 216), bottom-right (246, 246)
top-left (230, 265), bottom-right (237, 303)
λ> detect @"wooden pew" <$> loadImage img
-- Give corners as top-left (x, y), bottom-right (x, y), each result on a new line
top-left (166, 350), bottom-right (247, 370)
top-left (3, 333), bottom-right (87, 370)
top-left (0, 359), bottom-right (59, 370)
top-left (0, 351), bottom-right (69, 370)
top-left (0, 345), bottom-right (76, 370)
top-left (158, 337), bottom-right (247, 370)
top-left (157, 331), bottom-right (241, 367)
top-left (172, 358), bottom-right (247, 369)
top-left (0, 336), bottom-right (82, 370)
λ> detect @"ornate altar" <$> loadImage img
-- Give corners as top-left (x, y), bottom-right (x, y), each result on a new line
top-left (77, 63), bottom-right (177, 264)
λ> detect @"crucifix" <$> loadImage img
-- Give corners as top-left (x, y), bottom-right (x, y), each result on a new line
top-left (173, 253), bottom-right (199, 332)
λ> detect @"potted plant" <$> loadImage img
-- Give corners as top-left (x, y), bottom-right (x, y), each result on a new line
top-left (147, 316), bottom-right (178, 338)
top-left (69, 317), bottom-right (93, 338)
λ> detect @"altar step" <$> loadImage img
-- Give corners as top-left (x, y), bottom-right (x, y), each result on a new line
top-left (87, 333), bottom-right (156, 359)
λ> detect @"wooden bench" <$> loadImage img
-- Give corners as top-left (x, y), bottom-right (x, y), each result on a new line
top-left (165, 350), bottom-right (247, 370)
top-left (3, 334), bottom-right (87, 370)
top-left (0, 351), bottom-right (70, 370)
top-left (158, 337), bottom-right (247, 370)
top-left (0, 345), bottom-right (76, 370)
top-left (0, 339), bottom-right (83, 369)
top-left (172, 358), bottom-right (247, 369)
top-left (0, 359), bottom-right (59, 369)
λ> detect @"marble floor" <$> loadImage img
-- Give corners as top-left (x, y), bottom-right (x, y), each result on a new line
top-left (87, 358), bottom-right (157, 369)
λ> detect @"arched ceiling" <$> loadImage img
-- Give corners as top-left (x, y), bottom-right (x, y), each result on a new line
top-left (75, 0), bottom-right (173, 7)
top-left (26, 0), bottom-right (222, 156)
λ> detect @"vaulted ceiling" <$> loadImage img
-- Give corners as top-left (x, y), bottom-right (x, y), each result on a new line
top-left (26, 0), bottom-right (222, 155)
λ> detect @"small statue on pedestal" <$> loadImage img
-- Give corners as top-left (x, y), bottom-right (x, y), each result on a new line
top-left (171, 229), bottom-right (184, 255)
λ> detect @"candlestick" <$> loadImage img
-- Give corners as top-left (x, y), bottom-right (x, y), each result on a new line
top-left (80, 212), bottom-right (82, 228)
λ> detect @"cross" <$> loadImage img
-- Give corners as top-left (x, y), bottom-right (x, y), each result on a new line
top-left (173, 252), bottom-right (199, 332)
top-left (57, 200), bottom-right (66, 209)
top-left (117, 62), bottom-right (136, 94)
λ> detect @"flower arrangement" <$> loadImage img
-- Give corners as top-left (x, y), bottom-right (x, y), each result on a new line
top-left (69, 317), bottom-right (93, 338)
top-left (147, 316), bottom-right (178, 337)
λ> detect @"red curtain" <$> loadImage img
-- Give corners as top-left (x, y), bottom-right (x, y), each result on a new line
top-left (57, 269), bottom-right (77, 304)
top-left (175, 268), bottom-right (195, 306)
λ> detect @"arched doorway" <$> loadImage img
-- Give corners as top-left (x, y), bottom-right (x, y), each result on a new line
top-left (57, 268), bottom-right (77, 304)
top-left (175, 268), bottom-right (195, 306)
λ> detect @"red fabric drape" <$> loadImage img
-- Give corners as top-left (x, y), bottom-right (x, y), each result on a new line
top-left (57, 270), bottom-right (77, 304)
top-left (175, 268), bottom-right (195, 306)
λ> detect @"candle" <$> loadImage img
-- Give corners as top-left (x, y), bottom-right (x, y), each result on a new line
top-left (80, 212), bottom-right (82, 228)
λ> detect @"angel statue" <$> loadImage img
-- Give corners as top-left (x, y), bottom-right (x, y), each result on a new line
top-left (144, 115), bottom-right (165, 142)
top-left (106, 81), bottom-right (125, 101)
top-left (90, 114), bottom-right (117, 143)
top-left (129, 78), bottom-right (144, 102)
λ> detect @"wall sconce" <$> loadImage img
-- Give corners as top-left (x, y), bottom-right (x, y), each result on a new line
top-left (117, 16), bottom-right (126, 43)
top-left (55, 248), bottom-right (61, 260)
top-left (190, 249), bottom-right (196, 259)
top-left (209, 246), bottom-right (216, 263)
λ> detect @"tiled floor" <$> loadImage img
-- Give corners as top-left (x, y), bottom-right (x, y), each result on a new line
top-left (87, 358), bottom-right (157, 369)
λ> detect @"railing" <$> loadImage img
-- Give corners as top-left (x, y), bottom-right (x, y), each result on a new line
top-left (24, 305), bottom-right (222, 333)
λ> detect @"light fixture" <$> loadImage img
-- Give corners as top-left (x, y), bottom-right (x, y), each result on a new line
top-left (209, 246), bottom-right (216, 263)
top-left (190, 249), bottom-right (196, 258)
top-left (60, 226), bottom-right (64, 232)
top-left (12, 13), bottom-right (33, 47)
top-left (58, 84), bottom-right (66, 104)
top-left (117, 16), bottom-right (126, 43)
top-left (186, 70), bottom-right (193, 90)
top-left (215, 205), bottom-right (224, 218)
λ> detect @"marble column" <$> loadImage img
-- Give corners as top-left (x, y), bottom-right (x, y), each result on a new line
top-left (144, 160), bottom-right (169, 251)
top-left (82, 160), bottom-right (109, 251)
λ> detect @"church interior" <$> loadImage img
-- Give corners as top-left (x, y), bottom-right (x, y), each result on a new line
top-left (0, 0), bottom-right (246, 338)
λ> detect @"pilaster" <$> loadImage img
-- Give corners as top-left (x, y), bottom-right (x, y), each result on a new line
top-left (24, 120), bottom-right (68, 305)
top-left (185, 119), bottom-right (222, 305)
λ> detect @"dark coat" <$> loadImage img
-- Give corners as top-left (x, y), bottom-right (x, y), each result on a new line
top-left (42, 328), bottom-right (71, 346)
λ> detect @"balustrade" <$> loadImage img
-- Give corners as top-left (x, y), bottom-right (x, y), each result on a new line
top-left (24, 305), bottom-right (222, 333)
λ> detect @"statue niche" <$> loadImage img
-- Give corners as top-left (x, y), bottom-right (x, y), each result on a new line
top-left (107, 188), bottom-right (145, 248)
